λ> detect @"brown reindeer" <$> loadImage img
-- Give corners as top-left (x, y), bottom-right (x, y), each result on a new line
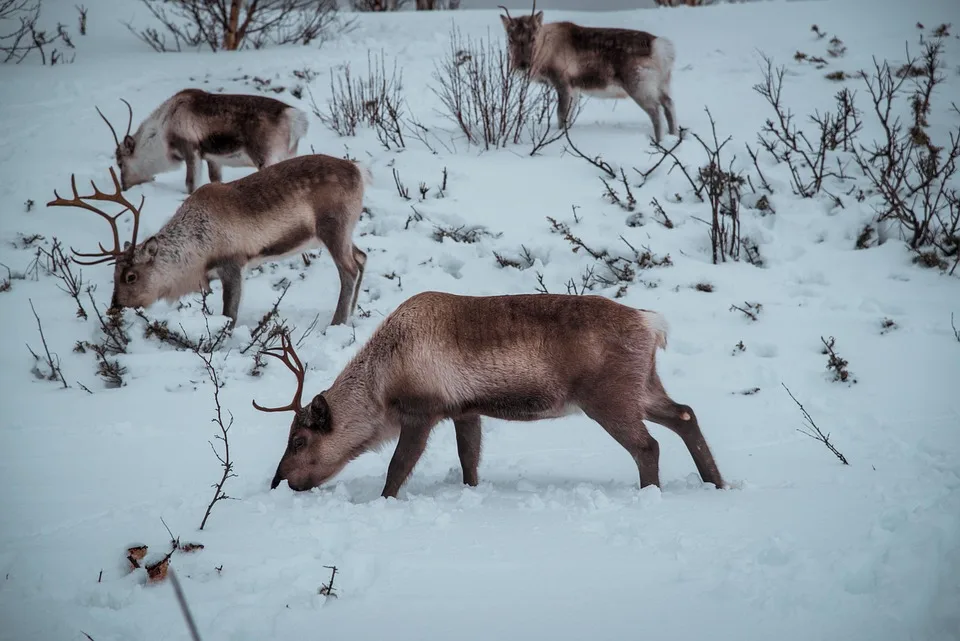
top-left (255, 292), bottom-right (724, 498)
top-left (97, 89), bottom-right (310, 194)
top-left (47, 154), bottom-right (370, 326)
top-left (499, 2), bottom-right (678, 142)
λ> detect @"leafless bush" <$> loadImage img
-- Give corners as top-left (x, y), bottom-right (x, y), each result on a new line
top-left (1, 0), bottom-right (76, 64)
top-left (415, 0), bottom-right (460, 8)
top-left (27, 299), bottom-right (68, 388)
top-left (854, 39), bottom-right (960, 273)
top-left (754, 52), bottom-right (862, 198)
top-left (691, 108), bottom-right (748, 264)
top-left (312, 51), bottom-right (406, 149)
top-left (129, 0), bottom-right (342, 53)
top-left (782, 383), bottom-right (849, 465)
top-left (432, 224), bottom-right (500, 244)
top-left (195, 310), bottom-right (236, 531)
top-left (547, 216), bottom-right (671, 296)
top-left (75, 4), bottom-right (86, 35)
top-left (350, 0), bottom-right (406, 10)
top-left (654, 0), bottom-right (716, 5)
top-left (952, 313), bottom-right (959, 343)
top-left (83, 288), bottom-right (129, 388)
top-left (431, 26), bottom-right (565, 151)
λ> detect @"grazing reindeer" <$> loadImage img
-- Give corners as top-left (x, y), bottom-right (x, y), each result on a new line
top-left (47, 154), bottom-right (370, 326)
top-left (255, 292), bottom-right (724, 498)
top-left (499, 2), bottom-right (678, 142)
top-left (97, 89), bottom-right (310, 194)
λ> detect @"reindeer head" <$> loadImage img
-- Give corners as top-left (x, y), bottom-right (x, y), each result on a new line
top-left (254, 335), bottom-right (352, 492)
top-left (499, 3), bottom-right (544, 73)
top-left (96, 99), bottom-right (150, 191)
top-left (47, 167), bottom-right (154, 310)
top-left (110, 237), bottom-right (164, 310)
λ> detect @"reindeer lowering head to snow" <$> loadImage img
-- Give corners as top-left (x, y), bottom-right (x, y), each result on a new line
top-left (47, 154), bottom-right (370, 326)
top-left (97, 89), bottom-right (310, 194)
top-left (254, 291), bottom-right (725, 498)
top-left (499, 2), bottom-right (678, 142)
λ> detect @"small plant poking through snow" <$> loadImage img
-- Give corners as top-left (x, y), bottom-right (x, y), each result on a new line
top-left (821, 335), bottom-right (856, 384)
top-left (880, 317), bottom-right (898, 334)
top-left (730, 301), bottom-right (762, 321)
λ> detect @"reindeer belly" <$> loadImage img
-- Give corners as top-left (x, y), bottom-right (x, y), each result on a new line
top-left (582, 86), bottom-right (631, 100)
top-left (200, 133), bottom-right (254, 167)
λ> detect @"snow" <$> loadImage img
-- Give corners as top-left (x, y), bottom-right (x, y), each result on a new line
top-left (2, 0), bottom-right (960, 640)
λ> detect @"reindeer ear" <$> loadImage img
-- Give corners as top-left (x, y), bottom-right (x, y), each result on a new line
top-left (123, 135), bottom-right (135, 151)
top-left (141, 237), bottom-right (159, 261)
top-left (500, 14), bottom-right (510, 30)
top-left (533, 11), bottom-right (543, 26)
top-left (310, 395), bottom-right (332, 433)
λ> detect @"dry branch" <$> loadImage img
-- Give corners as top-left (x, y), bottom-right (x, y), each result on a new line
top-left (782, 383), bottom-right (849, 465)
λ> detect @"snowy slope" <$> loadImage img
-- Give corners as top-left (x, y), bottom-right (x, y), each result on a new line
top-left (1, 0), bottom-right (960, 640)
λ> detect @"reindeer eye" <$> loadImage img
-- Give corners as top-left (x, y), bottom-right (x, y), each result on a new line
top-left (291, 436), bottom-right (307, 452)
top-left (124, 271), bottom-right (137, 284)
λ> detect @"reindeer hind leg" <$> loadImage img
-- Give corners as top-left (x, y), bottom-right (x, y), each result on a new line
top-left (580, 395), bottom-right (661, 489)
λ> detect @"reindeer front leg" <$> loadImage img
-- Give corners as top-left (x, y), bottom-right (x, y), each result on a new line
top-left (552, 81), bottom-right (574, 130)
top-left (207, 160), bottom-right (222, 184)
top-left (217, 259), bottom-right (243, 324)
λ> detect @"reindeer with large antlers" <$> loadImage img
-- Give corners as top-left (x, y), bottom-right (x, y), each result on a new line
top-left (97, 89), bottom-right (310, 194)
top-left (255, 291), bottom-right (725, 498)
top-left (48, 154), bottom-right (371, 326)
top-left (499, 1), bottom-right (678, 142)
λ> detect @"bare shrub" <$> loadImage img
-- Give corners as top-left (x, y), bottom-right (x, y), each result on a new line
top-left (129, 0), bottom-right (343, 53)
top-left (27, 299), bottom-right (68, 388)
top-left (1, 0), bottom-right (76, 64)
top-left (195, 308), bottom-right (237, 531)
top-left (754, 52), bottom-right (862, 199)
top-left (431, 25), bottom-right (568, 151)
top-left (350, 0), bottom-right (406, 10)
top-left (854, 39), bottom-right (960, 273)
top-left (692, 109), bottom-right (747, 264)
top-left (311, 50), bottom-right (406, 150)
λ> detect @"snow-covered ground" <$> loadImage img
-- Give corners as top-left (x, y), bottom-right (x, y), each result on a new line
top-left (2, 0), bottom-right (960, 640)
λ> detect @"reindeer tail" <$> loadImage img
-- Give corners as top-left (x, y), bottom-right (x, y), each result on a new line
top-left (651, 36), bottom-right (676, 89)
top-left (287, 107), bottom-right (310, 150)
top-left (354, 161), bottom-right (374, 188)
top-left (640, 309), bottom-right (670, 351)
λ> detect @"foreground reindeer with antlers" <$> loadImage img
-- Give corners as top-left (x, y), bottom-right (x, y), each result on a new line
top-left (499, 2), bottom-right (678, 142)
top-left (47, 154), bottom-right (370, 325)
top-left (254, 292), bottom-right (724, 498)
top-left (97, 89), bottom-right (310, 194)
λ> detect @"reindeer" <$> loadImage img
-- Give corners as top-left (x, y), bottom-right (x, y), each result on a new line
top-left (254, 292), bottom-right (725, 498)
top-left (47, 154), bottom-right (370, 326)
top-left (499, 2), bottom-right (678, 142)
top-left (96, 89), bottom-right (311, 194)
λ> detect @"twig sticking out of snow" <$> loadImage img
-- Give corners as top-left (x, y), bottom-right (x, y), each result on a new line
top-left (169, 569), bottom-right (203, 641)
top-left (782, 383), bottom-right (849, 465)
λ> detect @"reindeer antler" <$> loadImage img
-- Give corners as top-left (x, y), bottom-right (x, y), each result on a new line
top-left (96, 98), bottom-right (134, 147)
top-left (531, 0), bottom-right (537, 16)
top-left (252, 332), bottom-right (308, 414)
top-left (46, 166), bottom-right (145, 266)
top-left (498, 4), bottom-right (512, 18)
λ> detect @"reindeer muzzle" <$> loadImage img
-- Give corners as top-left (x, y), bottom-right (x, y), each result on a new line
top-left (270, 469), bottom-right (285, 490)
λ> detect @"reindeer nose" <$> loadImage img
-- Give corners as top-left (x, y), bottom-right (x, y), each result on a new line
top-left (270, 470), bottom-right (284, 490)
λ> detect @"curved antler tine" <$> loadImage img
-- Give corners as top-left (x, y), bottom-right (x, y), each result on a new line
top-left (120, 98), bottom-right (133, 138)
top-left (95, 105), bottom-right (121, 148)
top-left (498, 4), bottom-right (512, 18)
top-left (252, 332), bottom-right (308, 414)
top-left (130, 194), bottom-right (145, 247)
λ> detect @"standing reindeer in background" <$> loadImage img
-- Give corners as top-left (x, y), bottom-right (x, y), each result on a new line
top-left (499, 2), bottom-right (678, 142)
top-left (97, 89), bottom-right (310, 194)
top-left (254, 291), bottom-right (725, 498)
top-left (47, 154), bottom-right (370, 326)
